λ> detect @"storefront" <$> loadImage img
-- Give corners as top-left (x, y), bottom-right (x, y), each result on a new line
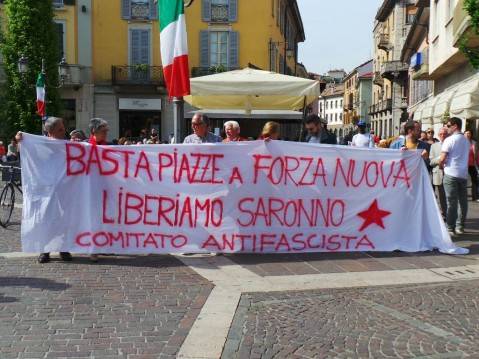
top-left (118, 98), bottom-right (162, 140)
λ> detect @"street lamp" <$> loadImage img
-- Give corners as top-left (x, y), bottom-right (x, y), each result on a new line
top-left (17, 55), bottom-right (28, 75)
top-left (17, 56), bottom-right (69, 87)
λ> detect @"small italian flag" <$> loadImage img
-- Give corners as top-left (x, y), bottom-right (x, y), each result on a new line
top-left (159, 0), bottom-right (190, 98)
top-left (36, 73), bottom-right (46, 117)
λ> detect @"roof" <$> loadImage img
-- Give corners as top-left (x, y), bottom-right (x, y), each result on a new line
top-left (344, 59), bottom-right (373, 80)
top-left (320, 84), bottom-right (344, 98)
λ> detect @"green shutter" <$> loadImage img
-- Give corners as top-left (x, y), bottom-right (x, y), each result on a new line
top-left (200, 30), bottom-right (209, 68)
top-left (228, 31), bottom-right (238, 68)
top-left (228, 0), bottom-right (237, 22)
top-left (202, 0), bottom-right (211, 22)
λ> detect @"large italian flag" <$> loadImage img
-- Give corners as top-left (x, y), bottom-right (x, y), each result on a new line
top-left (159, 0), bottom-right (190, 98)
top-left (36, 73), bottom-right (46, 117)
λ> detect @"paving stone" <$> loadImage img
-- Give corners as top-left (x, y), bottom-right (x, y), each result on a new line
top-left (223, 280), bottom-right (479, 358)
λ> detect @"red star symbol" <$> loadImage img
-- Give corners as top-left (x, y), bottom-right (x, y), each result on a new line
top-left (357, 199), bottom-right (391, 232)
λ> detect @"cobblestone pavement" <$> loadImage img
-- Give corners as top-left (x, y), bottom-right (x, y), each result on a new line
top-left (0, 213), bottom-right (213, 358)
top-left (223, 280), bottom-right (479, 359)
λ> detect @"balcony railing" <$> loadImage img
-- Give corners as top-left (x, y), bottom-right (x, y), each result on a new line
top-left (131, 1), bottom-right (151, 20)
top-left (369, 99), bottom-right (392, 114)
top-left (112, 66), bottom-right (164, 86)
top-left (380, 61), bottom-right (408, 80)
top-left (191, 67), bottom-right (238, 77)
top-left (63, 65), bottom-right (91, 86)
top-left (369, 104), bottom-right (376, 115)
top-left (377, 33), bottom-right (391, 51)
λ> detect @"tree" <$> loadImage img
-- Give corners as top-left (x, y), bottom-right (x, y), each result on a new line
top-left (0, 0), bottom-right (61, 138)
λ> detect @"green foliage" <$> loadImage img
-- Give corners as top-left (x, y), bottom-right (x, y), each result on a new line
top-left (0, 0), bottom-right (62, 138)
top-left (209, 64), bottom-right (227, 73)
top-left (460, 0), bottom-right (479, 69)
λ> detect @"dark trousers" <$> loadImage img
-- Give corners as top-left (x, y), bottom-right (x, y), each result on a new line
top-left (468, 166), bottom-right (478, 201)
top-left (433, 184), bottom-right (447, 219)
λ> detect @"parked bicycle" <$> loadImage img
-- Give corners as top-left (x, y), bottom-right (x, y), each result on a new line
top-left (0, 164), bottom-right (22, 228)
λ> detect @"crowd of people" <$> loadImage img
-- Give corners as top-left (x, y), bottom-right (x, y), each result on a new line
top-left (9, 112), bottom-right (474, 263)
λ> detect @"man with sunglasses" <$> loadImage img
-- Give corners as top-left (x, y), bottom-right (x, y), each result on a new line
top-left (439, 117), bottom-right (469, 236)
top-left (184, 113), bottom-right (222, 144)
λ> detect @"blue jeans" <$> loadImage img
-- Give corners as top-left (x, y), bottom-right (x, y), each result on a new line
top-left (443, 174), bottom-right (468, 231)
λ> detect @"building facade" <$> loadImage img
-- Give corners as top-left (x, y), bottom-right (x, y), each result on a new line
top-left (0, 0), bottom-right (307, 141)
top-left (319, 84), bottom-right (344, 141)
top-left (400, 0), bottom-right (434, 129)
top-left (343, 59), bottom-right (373, 134)
top-left (411, 0), bottom-right (479, 134)
top-left (370, 0), bottom-right (414, 139)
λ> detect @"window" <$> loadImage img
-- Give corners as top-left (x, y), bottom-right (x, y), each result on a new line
top-left (209, 31), bottom-right (228, 67)
top-left (340, 99), bottom-right (343, 107)
top-left (335, 100), bottom-right (337, 108)
top-left (54, 22), bottom-right (66, 61)
top-left (122, 0), bottom-right (157, 20)
top-left (335, 113), bottom-right (337, 121)
top-left (340, 113), bottom-right (343, 122)
top-left (211, 0), bottom-right (228, 22)
top-left (53, 0), bottom-right (64, 7)
top-left (325, 101), bottom-right (328, 110)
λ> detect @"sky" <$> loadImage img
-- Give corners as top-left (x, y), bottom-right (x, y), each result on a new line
top-left (297, 0), bottom-right (383, 75)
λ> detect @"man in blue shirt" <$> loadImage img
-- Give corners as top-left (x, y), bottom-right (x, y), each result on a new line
top-left (183, 114), bottom-right (222, 144)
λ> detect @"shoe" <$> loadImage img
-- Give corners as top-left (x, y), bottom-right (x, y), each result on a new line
top-left (59, 252), bottom-right (73, 261)
top-left (38, 253), bottom-right (50, 264)
top-left (448, 230), bottom-right (456, 237)
top-left (90, 254), bottom-right (99, 262)
top-left (456, 228), bottom-right (464, 235)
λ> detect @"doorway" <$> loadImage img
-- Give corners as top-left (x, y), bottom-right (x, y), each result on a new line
top-left (119, 111), bottom-right (161, 141)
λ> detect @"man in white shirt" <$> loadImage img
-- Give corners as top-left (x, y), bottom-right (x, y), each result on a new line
top-left (351, 120), bottom-right (374, 148)
top-left (439, 117), bottom-right (470, 236)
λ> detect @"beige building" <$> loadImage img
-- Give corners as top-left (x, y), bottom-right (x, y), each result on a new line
top-left (412, 0), bottom-right (479, 134)
top-left (370, 0), bottom-right (415, 138)
top-left (401, 0), bottom-right (434, 129)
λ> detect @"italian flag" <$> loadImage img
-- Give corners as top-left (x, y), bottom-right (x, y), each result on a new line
top-left (159, 0), bottom-right (190, 98)
top-left (36, 73), bottom-right (46, 117)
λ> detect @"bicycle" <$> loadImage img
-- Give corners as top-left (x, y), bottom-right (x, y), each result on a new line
top-left (0, 164), bottom-right (22, 228)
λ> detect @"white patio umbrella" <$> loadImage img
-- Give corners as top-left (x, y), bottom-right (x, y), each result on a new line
top-left (184, 68), bottom-right (320, 113)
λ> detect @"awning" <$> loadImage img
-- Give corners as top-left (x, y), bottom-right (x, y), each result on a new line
top-left (186, 109), bottom-right (303, 120)
top-left (411, 97), bottom-right (430, 123)
top-left (417, 97), bottom-right (436, 126)
top-left (450, 74), bottom-right (479, 120)
top-left (433, 87), bottom-right (459, 124)
top-left (184, 68), bottom-right (320, 112)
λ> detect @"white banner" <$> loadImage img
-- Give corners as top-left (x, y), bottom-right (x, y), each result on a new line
top-left (20, 134), bottom-right (466, 254)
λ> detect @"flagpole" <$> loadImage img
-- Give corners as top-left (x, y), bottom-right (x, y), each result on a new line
top-left (173, 97), bottom-right (185, 143)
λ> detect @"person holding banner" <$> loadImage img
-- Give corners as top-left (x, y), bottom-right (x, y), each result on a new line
top-left (223, 121), bottom-right (246, 143)
top-left (16, 117), bottom-right (73, 264)
top-left (440, 117), bottom-right (470, 236)
top-left (390, 120), bottom-right (429, 160)
top-left (88, 118), bottom-right (109, 146)
top-left (260, 121), bottom-right (281, 140)
top-left (184, 114), bottom-right (222, 144)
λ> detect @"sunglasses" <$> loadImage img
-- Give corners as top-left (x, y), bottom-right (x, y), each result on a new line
top-left (446, 124), bottom-right (452, 128)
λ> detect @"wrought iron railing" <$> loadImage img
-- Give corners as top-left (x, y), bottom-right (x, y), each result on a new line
top-left (112, 66), bottom-right (164, 86)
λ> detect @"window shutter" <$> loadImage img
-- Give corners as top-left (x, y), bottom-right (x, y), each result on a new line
top-left (200, 30), bottom-right (209, 68)
top-left (130, 30), bottom-right (141, 64)
top-left (202, 0), bottom-right (211, 22)
top-left (149, 0), bottom-right (158, 20)
top-left (228, 31), bottom-right (238, 69)
top-left (122, 0), bottom-right (131, 19)
top-left (140, 30), bottom-right (150, 65)
top-left (64, 0), bottom-right (75, 5)
top-left (228, 0), bottom-right (237, 22)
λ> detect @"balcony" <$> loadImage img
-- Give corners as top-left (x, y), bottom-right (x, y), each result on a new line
top-left (380, 61), bottom-right (408, 80)
top-left (62, 65), bottom-right (91, 86)
top-left (191, 67), bottom-right (238, 77)
top-left (411, 49), bottom-right (431, 80)
top-left (377, 33), bottom-right (392, 51)
top-left (112, 66), bottom-right (164, 86)
top-left (369, 104), bottom-right (376, 115)
top-left (370, 99), bottom-right (393, 114)
top-left (373, 71), bottom-right (384, 86)
top-left (453, 0), bottom-right (479, 49)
